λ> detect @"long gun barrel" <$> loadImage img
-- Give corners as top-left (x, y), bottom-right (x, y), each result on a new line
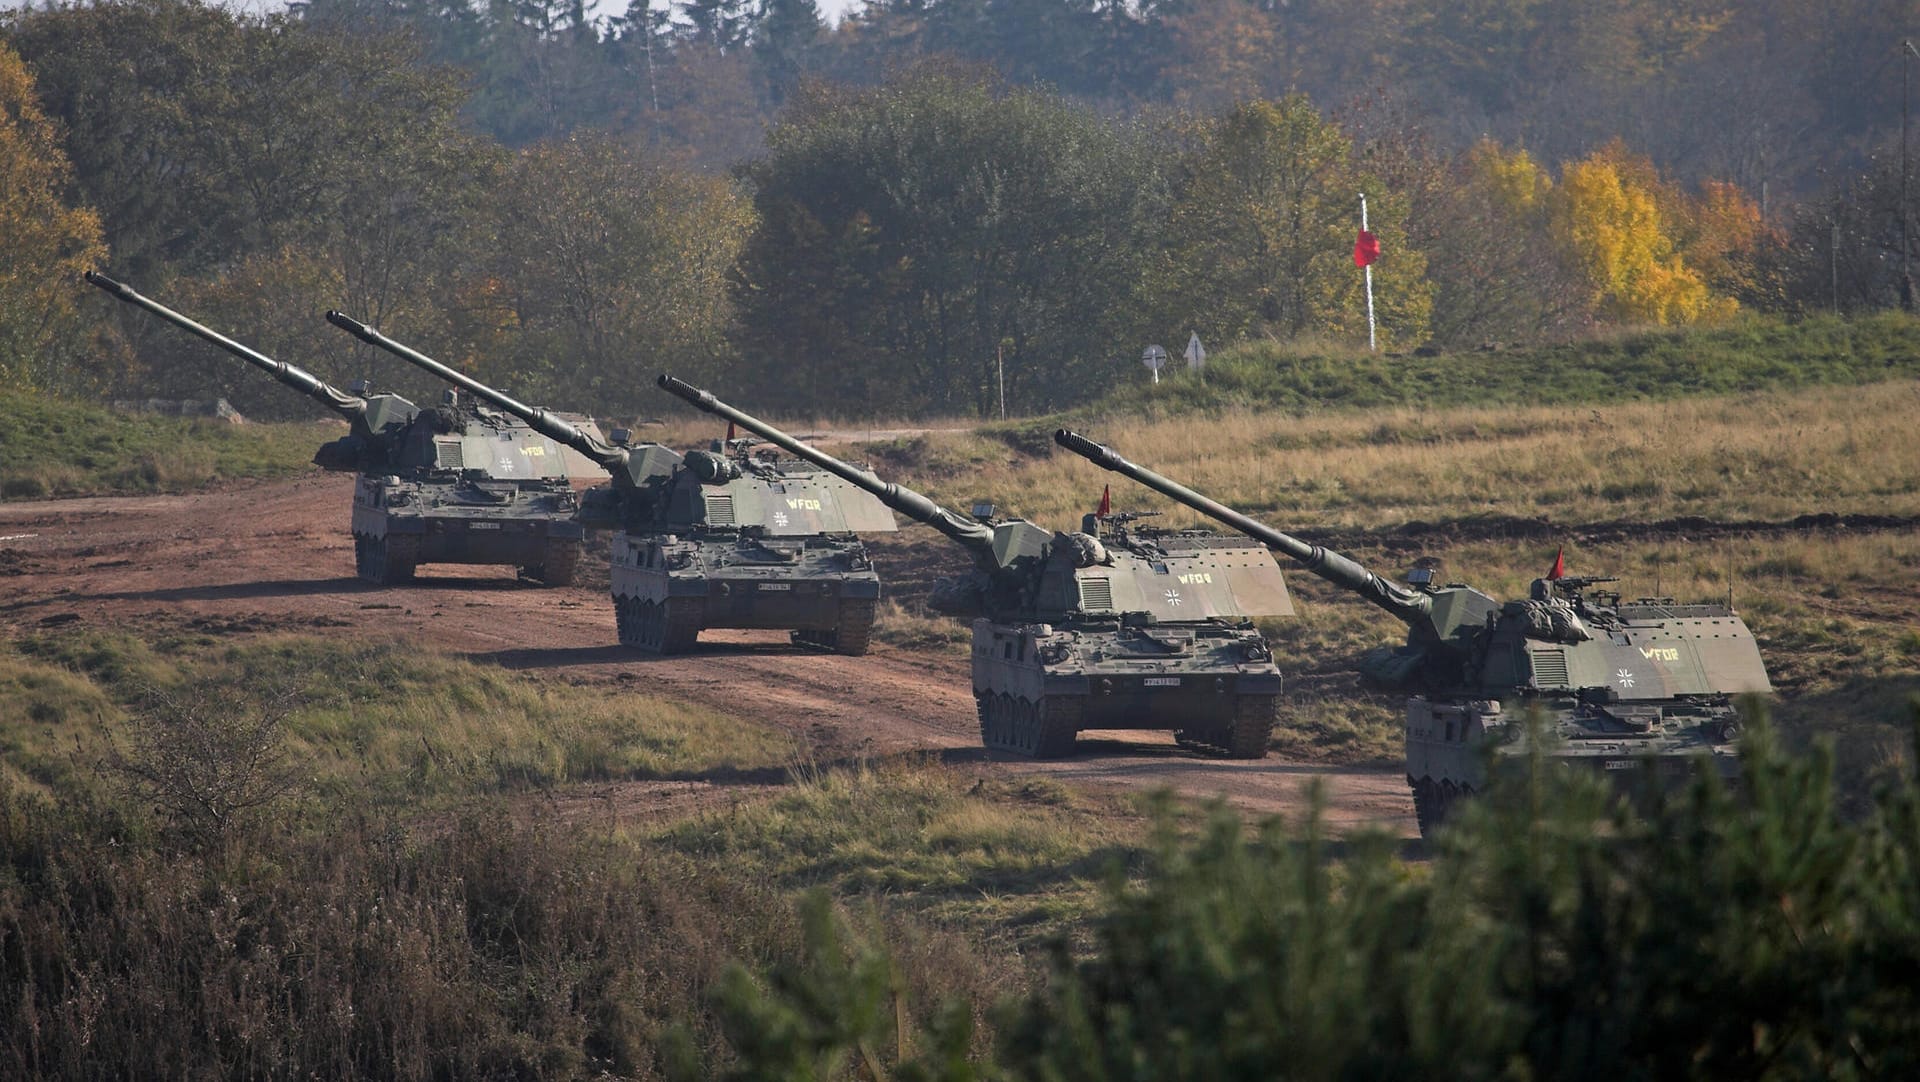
top-left (1055, 428), bottom-right (1431, 625)
top-left (326, 310), bottom-right (627, 474)
top-left (656, 375), bottom-right (994, 552)
top-left (87, 271), bottom-right (367, 420)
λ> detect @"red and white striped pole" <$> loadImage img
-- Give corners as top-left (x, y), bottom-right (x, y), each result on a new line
top-left (1359, 193), bottom-right (1377, 352)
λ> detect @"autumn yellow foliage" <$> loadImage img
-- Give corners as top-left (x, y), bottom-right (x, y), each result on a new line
top-left (1549, 143), bottom-right (1736, 325)
top-left (0, 41), bottom-right (107, 388)
top-left (1463, 139), bottom-right (1757, 328)
top-left (1469, 138), bottom-right (1551, 215)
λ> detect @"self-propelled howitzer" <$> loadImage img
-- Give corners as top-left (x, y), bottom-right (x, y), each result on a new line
top-left (659, 376), bottom-right (1295, 758)
top-left (85, 273), bottom-right (586, 585)
top-left (328, 316), bottom-right (895, 654)
top-left (1056, 428), bottom-right (1771, 834)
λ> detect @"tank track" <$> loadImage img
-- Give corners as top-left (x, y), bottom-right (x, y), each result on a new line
top-left (975, 691), bottom-right (1079, 759)
top-left (615, 594), bottom-right (704, 654)
top-left (1410, 776), bottom-right (1470, 840)
top-left (522, 538), bottom-right (582, 587)
top-left (790, 598), bottom-right (877, 657)
top-left (1173, 695), bottom-right (1275, 759)
top-left (355, 533), bottom-right (417, 585)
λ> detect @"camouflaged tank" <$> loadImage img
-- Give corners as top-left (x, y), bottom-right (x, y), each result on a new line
top-left (659, 376), bottom-right (1294, 759)
top-left (87, 273), bottom-right (589, 586)
top-left (329, 316), bottom-right (895, 655)
top-left (1056, 428), bottom-right (1772, 836)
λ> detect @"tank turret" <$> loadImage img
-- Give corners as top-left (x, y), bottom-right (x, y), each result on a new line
top-left (658, 375), bottom-right (1047, 583)
top-left (1055, 427), bottom-right (1770, 835)
top-left (326, 311), bottom-right (680, 493)
top-left (660, 375), bottom-right (1295, 759)
top-left (1054, 428), bottom-right (1499, 678)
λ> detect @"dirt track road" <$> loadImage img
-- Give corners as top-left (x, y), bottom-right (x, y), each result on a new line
top-left (0, 473), bottom-right (1417, 836)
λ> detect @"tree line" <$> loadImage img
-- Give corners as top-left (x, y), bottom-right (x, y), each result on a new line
top-left (2, 0), bottom-right (1916, 419)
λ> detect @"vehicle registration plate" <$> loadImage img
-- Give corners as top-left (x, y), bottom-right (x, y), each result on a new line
top-left (1144, 677), bottom-right (1181, 687)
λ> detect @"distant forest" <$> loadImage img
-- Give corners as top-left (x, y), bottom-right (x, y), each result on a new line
top-left (4, 0), bottom-right (1918, 418)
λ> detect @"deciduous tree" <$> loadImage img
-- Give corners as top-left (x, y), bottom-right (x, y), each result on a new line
top-left (1550, 141), bottom-right (1732, 324)
top-left (471, 133), bottom-right (753, 412)
top-left (1148, 96), bottom-right (1430, 349)
top-left (736, 67), bottom-right (1156, 416)
top-left (0, 40), bottom-right (106, 392)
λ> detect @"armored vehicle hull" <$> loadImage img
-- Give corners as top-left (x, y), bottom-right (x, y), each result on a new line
top-left (609, 530), bottom-right (880, 653)
top-left (1405, 695), bottom-right (1743, 834)
top-left (972, 618), bottom-right (1281, 757)
top-left (352, 473), bottom-right (584, 585)
top-left (658, 377), bottom-right (1296, 760)
top-left (1054, 427), bottom-right (1771, 834)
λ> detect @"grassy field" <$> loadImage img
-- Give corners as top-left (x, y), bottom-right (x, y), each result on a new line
top-left (0, 624), bottom-right (1154, 1073)
top-left (1093, 310), bottom-right (1920, 416)
top-left (0, 626), bottom-right (1143, 937)
top-left (0, 390), bottom-right (331, 499)
top-left (0, 630), bottom-right (792, 802)
top-left (923, 380), bottom-right (1920, 530)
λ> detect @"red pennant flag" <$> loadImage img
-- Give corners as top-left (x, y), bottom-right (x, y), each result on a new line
top-left (1096, 484), bottom-right (1111, 518)
top-left (1548, 546), bottom-right (1565, 580)
top-left (725, 421), bottom-right (736, 442)
top-left (1353, 229), bottom-right (1380, 268)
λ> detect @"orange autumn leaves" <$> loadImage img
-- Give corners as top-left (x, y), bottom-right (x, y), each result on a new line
top-left (1472, 138), bottom-right (1765, 325)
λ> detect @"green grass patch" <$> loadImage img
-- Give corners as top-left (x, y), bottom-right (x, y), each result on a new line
top-left (658, 759), bottom-right (1138, 934)
top-left (1091, 311), bottom-right (1920, 417)
top-left (0, 630), bottom-right (792, 806)
top-left (0, 388), bottom-right (331, 499)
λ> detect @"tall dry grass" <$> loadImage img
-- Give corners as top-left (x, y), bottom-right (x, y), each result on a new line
top-left (0, 632), bottom-right (794, 803)
top-left (882, 381), bottom-right (1920, 531)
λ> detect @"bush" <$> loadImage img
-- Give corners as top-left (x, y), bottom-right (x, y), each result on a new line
top-left (708, 705), bottom-right (1920, 1080)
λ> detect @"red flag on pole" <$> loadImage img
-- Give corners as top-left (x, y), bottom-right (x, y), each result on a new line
top-left (725, 421), bottom-right (736, 442)
top-left (1548, 546), bottom-right (1565, 580)
top-left (1096, 484), bottom-right (1111, 518)
top-left (1353, 229), bottom-right (1380, 268)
